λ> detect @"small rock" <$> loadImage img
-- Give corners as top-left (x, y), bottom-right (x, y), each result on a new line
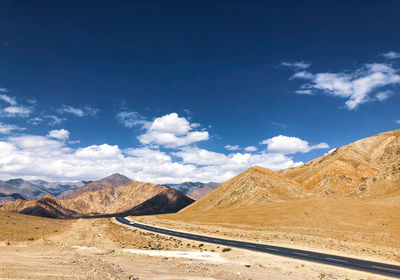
top-left (245, 264), bottom-right (251, 267)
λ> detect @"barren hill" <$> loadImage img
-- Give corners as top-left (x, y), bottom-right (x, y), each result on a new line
top-left (62, 173), bottom-right (132, 199)
top-left (280, 128), bottom-right (400, 196)
top-left (1, 180), bottom-right (194, 218)
top-left (181, 166), bottom-right (308, 213)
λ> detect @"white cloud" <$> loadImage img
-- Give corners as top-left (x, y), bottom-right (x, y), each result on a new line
top-left (261, 135), bottom-right (329, 154)
top-left (0, 94), bottom-right (17, 105)
top-left (395, 120), bottom-right (400, 124)
top-left (0, 94), bottom-right (33, 117)
top-left (225, 144), bottom-right (240, 151)
top-left (27, 117), bottom-right (43, 125)
top-left (75, 144), bottom-right (121, 159)
top-left (174, 147), bottom-right (230, 166)
top-left (281, 61), bottom-right (311, 70)
top-left (382, 51), bottom-right (400, 60)
top-left (138, 113), bottom-right (209, 148)
top-left (244, 146), bottom-right (258, 152)
top-left (58, 105), bottom-right (98, 117)
top-left (46, 115), bottom-right (65, 126)
top-left (0, 122), bottom-right (25, 134)
top-left (116, 111), bottom-right (150, 128)
top-left (1, 106), bottom-right (32, 117)
top-left (295, 89), bottom-right (314, 95)
top-left (47, 129), bottom-right (70, 140)
top-left (0, 130), bottom-right (312, 183)
top-left (288, 59), bottom-right (400, 109)
top-left (375, 90), bottom-right (393, 101)
top-left (0, 88), bottom-right (8, 93)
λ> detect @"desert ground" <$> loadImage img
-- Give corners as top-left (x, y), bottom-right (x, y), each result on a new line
top-left (0, 211), bottom-right (397, 280)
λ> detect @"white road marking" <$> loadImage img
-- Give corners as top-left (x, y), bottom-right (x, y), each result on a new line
top-left (326, 257), bottom-right (347, 263)
top-left (293, 252), bottom-right (309, 256)
top-left (268, 248), bottom-right (280, 251)
top-left (371, 266), bottom-right (400, 273)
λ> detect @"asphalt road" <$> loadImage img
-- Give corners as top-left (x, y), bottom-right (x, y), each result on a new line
top-left (116, 216), bottom-right (400, 278)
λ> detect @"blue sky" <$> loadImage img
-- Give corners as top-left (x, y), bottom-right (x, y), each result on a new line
top-left (0, 1), bottom-right (400, 182)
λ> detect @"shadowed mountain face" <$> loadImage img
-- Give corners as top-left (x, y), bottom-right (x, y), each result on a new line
top-left (123, 188), bottom-right (195, 216)
top-left (61, 173), bottom-right (132, 199)
top-left (0, 193), bottom-right (25, 205)
top-left (1, 180), bottom-right (194, 218)
top-left (163, 182), bottom-right (220, 200)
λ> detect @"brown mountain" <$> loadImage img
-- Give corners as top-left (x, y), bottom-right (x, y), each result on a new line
top-left (1, 195), bottom-right (77, 218)
top-left (62, 173), bottom-right (132, 199)
top-left (123, 188), bottom-right (195, 215)
top-left (280, 128), bottom-right (400, 196)
top-left (181, 166), bottom-right (308, 213)
top-left (1, 180), bottom-right (194, 218)
top-left (187, 183), bottom-right (219, 200)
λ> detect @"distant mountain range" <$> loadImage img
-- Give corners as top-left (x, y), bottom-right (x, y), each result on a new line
top-left (0, 179), bottom-right (87, 205)
top-left (162, 182), bottom-right (220, 200)
top-left (1, 173), bottom-right (194, 218)
top-left (0, 173), bottom-right (220, 206)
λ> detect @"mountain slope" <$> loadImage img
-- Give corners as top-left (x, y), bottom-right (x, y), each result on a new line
top-left (61, 173), bottom-right (132, 199)
top-left (181, 166), bottom-right (308, 213)
top-left (280, 128), bottom-right (400, 196)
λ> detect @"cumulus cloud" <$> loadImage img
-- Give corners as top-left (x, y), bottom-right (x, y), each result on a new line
top-left (225, 144), bottom-right (240, 151)
top-left (58, 105), bottom-right (98, 117)
top-left (138, 113), bottom-right (209, 148)
top-left (286, 57), bottom-right (400, 109)
top-left (116, 111), bottom-right (151, 128)
top-left (0, 122), bottom-right (25, 134)
top-left (0, 130), bottom-right (312, 183)
top-left (395, 120), bottom-right (400, 124)
top-left (261, 135), bottom-right (329, 154)
top-left (47, 129), bottom-right (70, 140)
top-left (382, 51), bottom-right (400, 60)
top-left (0, 109), bottom-right (329, 183)
top-left (244, 146), bottom-right (258, 152)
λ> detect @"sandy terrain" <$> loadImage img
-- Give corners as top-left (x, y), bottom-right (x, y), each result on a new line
top-left (0, 211), bottom-right (395, 279)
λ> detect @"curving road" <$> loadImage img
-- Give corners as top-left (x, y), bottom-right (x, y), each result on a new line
top-left (116, 216), bottom-right (400, 278)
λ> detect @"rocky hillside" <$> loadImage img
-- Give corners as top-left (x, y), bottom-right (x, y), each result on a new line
top-left (1, 180), bottom-right (194, 218)
top-left (281, 128), bottom-right (400, 196)
top-left (62, 173), bottom-right (132, 199)
top-left (181, 166), bottom-right (308, 212)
